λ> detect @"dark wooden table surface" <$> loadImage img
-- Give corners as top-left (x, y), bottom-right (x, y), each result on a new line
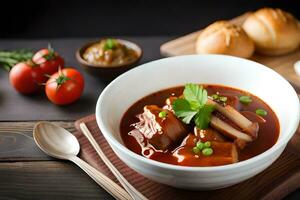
top-left (0, 37), bottom-right (299, 200)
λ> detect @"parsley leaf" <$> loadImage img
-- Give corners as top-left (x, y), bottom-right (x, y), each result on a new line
top-left (183, 83), bottom-right (207, 110)
top-left (172, 83), bottom-right (215, 130)
top-left (172, 98), bottom-right (197, 124)
top-left (194, 104), bottom-right (215, 129)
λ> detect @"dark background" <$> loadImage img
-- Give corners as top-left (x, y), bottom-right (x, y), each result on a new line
top-left (1, 0), bottom-right (299, 38)
top-left (1, 0), bottom-right (300, 199)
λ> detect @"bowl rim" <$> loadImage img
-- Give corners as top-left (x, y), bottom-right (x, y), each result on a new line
top-left (96, 54), bottom-right (300, 171)
top-left (76, 38), bottom-right (143, 69)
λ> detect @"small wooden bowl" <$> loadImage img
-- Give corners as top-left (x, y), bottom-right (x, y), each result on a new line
top-left (76, 39), bottom-right (142, 81)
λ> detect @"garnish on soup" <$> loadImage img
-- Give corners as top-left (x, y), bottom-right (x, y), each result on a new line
top-left (239, 95), bottom-right (252, 105)
top-left (256, 109), bottom-right (267, 116)
top-left (172, 84), bottom-right (215, 130)
top-left (193, 140), bottom-right (214, 156)
top-left (120, 84), bottom-right (279, 167)
top-left (83, 38), bottom-right (138, 66)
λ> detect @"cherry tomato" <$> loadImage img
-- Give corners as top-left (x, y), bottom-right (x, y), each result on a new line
top-left (9, 62), bottom-right (44, 94)
top-left (33, 47), bottom-right (64, 77)
top-left (45, 68), bottom-right (84, 105)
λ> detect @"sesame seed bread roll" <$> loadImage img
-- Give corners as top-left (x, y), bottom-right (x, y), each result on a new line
top-left (196, 21), bottom-right (254, 58)
top-left (243, 8), bottom-right (300, 56)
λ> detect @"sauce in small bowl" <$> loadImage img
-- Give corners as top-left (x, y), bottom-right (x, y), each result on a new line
top-left (76, 38), bottom-right (142, 81)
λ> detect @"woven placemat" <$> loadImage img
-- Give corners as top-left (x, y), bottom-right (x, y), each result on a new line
top-left (73, 115), bottom-right (300, 200)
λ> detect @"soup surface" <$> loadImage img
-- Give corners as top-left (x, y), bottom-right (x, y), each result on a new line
top-left (120, 84), bottom-right (279, 167)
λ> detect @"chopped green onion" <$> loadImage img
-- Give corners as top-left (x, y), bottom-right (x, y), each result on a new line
top-left (158, 111), bottom-right (167, 118)
top-left (193, 146), bottom-right (200, 154)
top-left (211, 94), bottom-right (227, 103)
top-left (211, 94), bottom-right (219, 100)
top-left (103, 38), bottom-right (116, 51)
top-left (202, 148), bottom-right (213, 156)
top-left (239, 96), bottom-right (252, 105)
top-left (219, 96), bottom-right (227, 102)
top-left (204, 141), bottom-right (211, 148)
top-left (196, 141), bottom-right (204, 150)
top-left (256, 109), bottom-right (267, 116)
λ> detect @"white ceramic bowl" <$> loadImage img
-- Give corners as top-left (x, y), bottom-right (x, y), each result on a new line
top-left (96, 55), bottom-right (300, 190)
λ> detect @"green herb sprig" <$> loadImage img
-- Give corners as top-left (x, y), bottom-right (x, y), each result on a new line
top-left (103, 38), bottom-right (117, 51)
top-left (0, 49), bottom-right (33, 71)
top-left (172, 84), bottom-right (215, 129)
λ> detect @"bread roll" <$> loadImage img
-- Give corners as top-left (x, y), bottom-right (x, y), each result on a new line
top-left (196, 21), bottom-right (254, 58)
top-left (243, 8), bottom-right (300, 55)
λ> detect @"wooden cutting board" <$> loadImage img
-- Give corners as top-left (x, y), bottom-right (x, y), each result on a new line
top-left (74, 115), bottom-right (300, 200)
top-left (160, 13), bottom-right (300, 90)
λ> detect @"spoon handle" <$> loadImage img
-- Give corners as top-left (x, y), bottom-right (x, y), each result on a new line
top-left (80, 123), bottom-right (148, 200)
top-left (69, 155), bottom-right (132, 200)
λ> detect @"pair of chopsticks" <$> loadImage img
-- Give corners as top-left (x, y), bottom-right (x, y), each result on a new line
top-left (79, 122), bottom-right (148, 200)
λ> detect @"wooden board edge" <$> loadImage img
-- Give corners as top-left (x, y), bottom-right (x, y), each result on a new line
top-left (262, 169), bottom-right (300, 200)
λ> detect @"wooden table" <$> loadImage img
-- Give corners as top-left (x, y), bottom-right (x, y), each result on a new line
top-left (0, 121), bottom-right (113, 199)
top-left (0, 37), bottom-right (299, 200)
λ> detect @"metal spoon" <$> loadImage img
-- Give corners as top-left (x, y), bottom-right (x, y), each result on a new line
top-left (33, 122), bottom-right (132, 200)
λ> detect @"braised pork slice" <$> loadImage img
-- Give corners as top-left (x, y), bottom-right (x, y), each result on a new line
top-left (194, 127), bottom-right (226, 142)
top-left (207, 99), bottom-right (259, 139)
top-left (172, 134), bottom-right (238, 166)
top-left (163, 96), bottom-right (178, 112)
top-left (210, 116), bottom-right (253, 142)
top-left (134, 105), bottom-right (188, 150)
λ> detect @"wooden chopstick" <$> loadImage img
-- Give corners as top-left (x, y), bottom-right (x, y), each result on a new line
top-left (80, 122), bottom-right (148, 200)
top-left (69, 155), bottom-right (132, 200)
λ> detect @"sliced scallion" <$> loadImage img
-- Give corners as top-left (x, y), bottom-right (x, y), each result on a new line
top-left (239, 96), bottom-right (252, 105)
top-left (256, 109), bottom-right (267, 116)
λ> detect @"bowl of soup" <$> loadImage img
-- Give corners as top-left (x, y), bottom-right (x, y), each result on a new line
top-left (96, 55), bottom-right (300, 190)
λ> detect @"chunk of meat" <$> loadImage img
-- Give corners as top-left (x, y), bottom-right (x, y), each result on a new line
top-left (210, 115), bottom-right (252, 149)
top-left (134, 105), bottom-right (188, 150)
top-left (207, 99), bottom-right (259, 138)
top-left (163, 96), bottom-right (178, 112)
top-left (210, 116), bottom-right (253, 142)
top-left (193, 127), bottom-right (225, 142)
top-left (172, 134), bottom-right (238, 166)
